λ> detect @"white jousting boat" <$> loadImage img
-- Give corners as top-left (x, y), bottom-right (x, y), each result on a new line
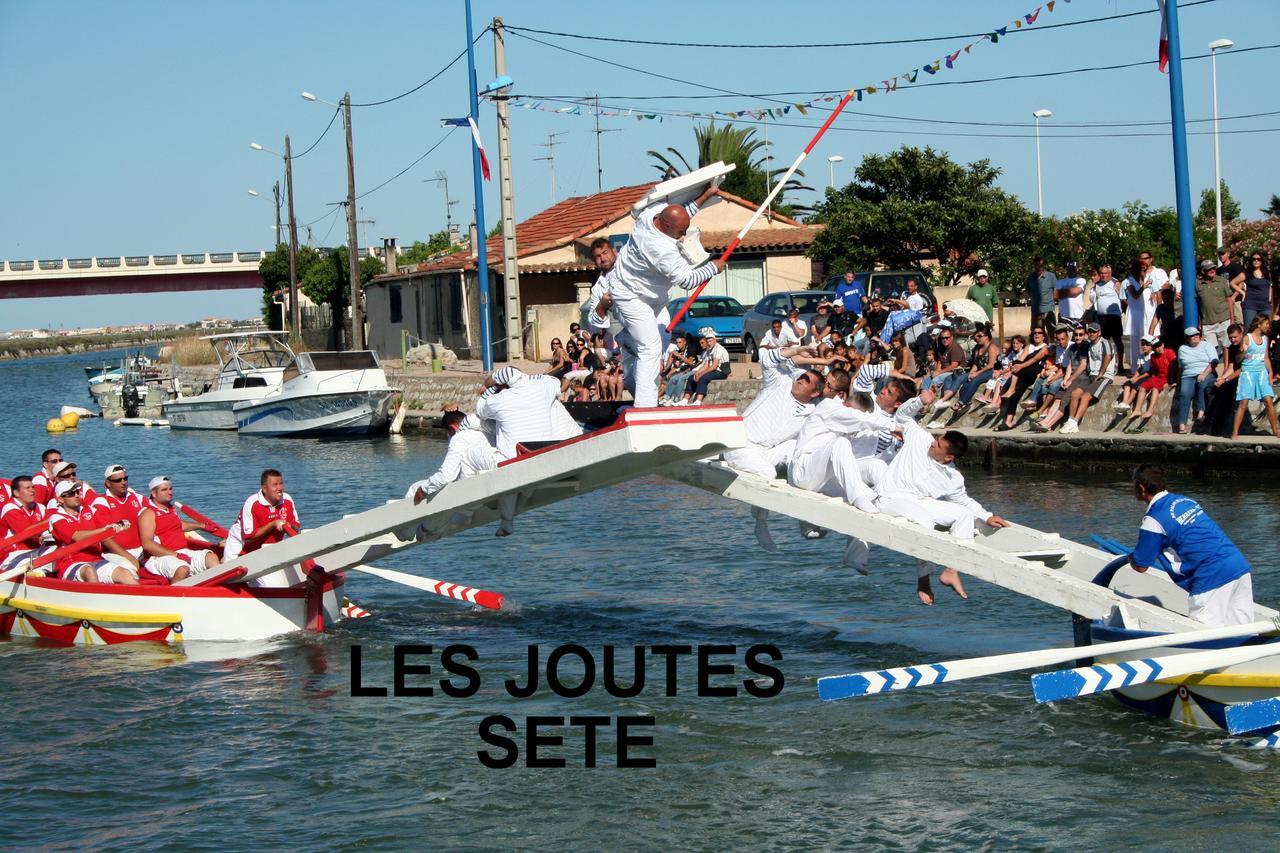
top-left (163, 331), bottom-right (293, 430)
top-left (233, 350), bottom-right (397, 437)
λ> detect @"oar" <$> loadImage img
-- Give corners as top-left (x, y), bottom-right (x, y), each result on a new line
top-left (817, 616), bottom-right (1280, 702)
top-left (30, 527), bottom-right (118, 571)
top-left (347, 565), bottom-right (504, 610)
top-left (1031, 641), bottom-right (1280, 704)
top-left (1224, 697), bottom-right (1280, 735)
top-left (177, 502), bottom-right (228, 538)
top-left (0, 520), bottom-right (47, 554)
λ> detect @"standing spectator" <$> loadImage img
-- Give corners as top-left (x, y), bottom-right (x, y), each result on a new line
top-left (1056, 261), bottom-right (1087, 325)
top-left (783, 307), bottom-right (808, 345)
top-left (1196, 260), bottom-right (1236, 354)
top-left (1241, 252), bottom-right (1272, 329)
top-left (1174, 327), bottom-right (1219, 434)
top-left (834, 271), bottom-right (866, 316)
top-left (966, 269), bottom-right (997, 322)
top-left (677, 328), bottom-right (731, 406)
top-left (1151, 286), bottom-right (1182, 351)
top-left (1217, 247), bottom-right (1247, 309)
top-left (1126, 251), bottom-right (1168, 371)
top-left (1207, 323), bottom-right (1246, 436)
top-left (1231, 315), bottom-right (1280, 440)
top-left (1092, 264), bottom-right (1126, 372)
top-left (1026, 257), bottom-right (1057, 329)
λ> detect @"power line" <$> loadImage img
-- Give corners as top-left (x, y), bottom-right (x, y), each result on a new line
top-left (291, 106), bottom-right (342, 159)
top-left (504, 0), bottom-right (1218, 49)
top-left (354, 129), bottom-right (456, 201)
top-left (349, 26), bottom-right (489, 107)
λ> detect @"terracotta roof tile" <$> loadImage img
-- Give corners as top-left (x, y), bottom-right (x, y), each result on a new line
top-left (699, 225), bottom-right (822, 251)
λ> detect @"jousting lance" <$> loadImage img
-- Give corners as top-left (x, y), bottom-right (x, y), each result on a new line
top-left (177, 503), bottom-right (229, 539)
top-left (667, 89), bottom-right (857, 333)
top-left (0, 520), bottom-right (48, 554)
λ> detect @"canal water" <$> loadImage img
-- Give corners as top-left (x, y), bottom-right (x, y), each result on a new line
top-left (1, 349), bottom-right (1277, 850)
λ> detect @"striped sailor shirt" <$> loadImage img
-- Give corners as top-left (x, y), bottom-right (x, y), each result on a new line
top-left (476, 374), bottom-right (562, 459)
top-left (609, 201), bottom-right (717, 307)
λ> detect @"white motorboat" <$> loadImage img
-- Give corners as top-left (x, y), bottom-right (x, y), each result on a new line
top-left (233, 350), bottom-right (397, 437)
top-left (163, 332), bottom-right (293, 430)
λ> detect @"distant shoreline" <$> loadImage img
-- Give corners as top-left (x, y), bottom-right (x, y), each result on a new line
top-left (0, 328), bottom-right (232, 362)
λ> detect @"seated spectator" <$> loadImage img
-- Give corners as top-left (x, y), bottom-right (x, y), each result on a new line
top-left (945, 326), bottom-right (1000, 415)
top-left (783, 308), bottom-right (808, 345)
top-left (546, 338), bottom-right (571, 379)
top-left (1174, 326), bottom-right (1218, 434)
top-left (568, 322), bottom-right (590, 348)
top-left (921, 326), bottom-right (965, 401)
top-left (810, 302), bottom-right (832, 343)
top-left (760, 319), bottom-right (788, 350)
top-left (1114, 337), bottom-right (1156, 412)
top-left (659, 333), bottom-right (698, 405)
top-left (862, 297), bottom-right (889, 341)
top-left (994, 329), bottom-right (1051, 430)
top-left (560, 379), bottom-right (589, 402)
top-left (1059, 321), bottom-right (1116, 433)
top-left (1123, 336), bottom-right (1175, 433)
top-left (559, 338), bottom-right (594, 392)
top-left (677, 328), bottom-right (731, 406)
top-left (828, 301), bottom-right (858, 344)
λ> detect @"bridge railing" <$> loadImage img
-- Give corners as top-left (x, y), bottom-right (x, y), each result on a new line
top-left (0, 251), bottom-right (268, 275)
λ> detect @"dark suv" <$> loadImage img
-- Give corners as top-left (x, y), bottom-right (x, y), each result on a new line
top-left (740, 290), bottom-right (836, 359)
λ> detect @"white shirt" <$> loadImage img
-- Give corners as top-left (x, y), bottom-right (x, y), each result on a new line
top-left (700, 342), bottom-right (730, 370)
top-left (741, 348), bottom-right (811, 447)
top-left (418, 426), bottom-right (502, 496)
top-left (1057, 276), bottom-right (1086, 319)
top-left (758, 347), bottom-right (802, 393)
top-left (1093, 278), bottom-right (1123, 316)
top-left (475, 374), bottom-right (562, 459)
top-left (782, 319), bottom-right (806, 345)
top-left (792, 397), bottom-right (893, 462)
top-left (875, 416), bottom-right (988, 517)
top-left (761, 328), bottom-right (787, 349)
top-left (609, 201), bottom-right (715, 307)
top-left (906, 292), bottom-right (926, 312)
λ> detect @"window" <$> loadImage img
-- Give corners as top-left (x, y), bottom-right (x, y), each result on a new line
top-left (390, 285), bottom-right (403, 324)
top-left (688, 260), bottom-right (766, 307)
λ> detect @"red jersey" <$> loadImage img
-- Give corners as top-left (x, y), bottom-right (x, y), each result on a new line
top-left (89, 489), bottom-right (144, 550)
top-left (1, 500), bottom-right (47, 557)
top-left (48, 507), bottom-right (102, 573)
top-left (0, 479), bottom-right (10, 504)
top-left (31, 471), bottom-right (54, 506)
top-left (234, 491), bottom-right (299, 556)
top-left (144, 499), bottom-right (188, 551)
top-left (45, 483), bottom-right (97, 515)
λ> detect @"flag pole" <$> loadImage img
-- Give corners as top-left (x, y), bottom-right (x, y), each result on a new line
top-left (464, 0), bottom-right (495, 371)
top-left (1163, 0), bottom-right (1199, 328)
top-left (667, 91), bottom-right (857, 332)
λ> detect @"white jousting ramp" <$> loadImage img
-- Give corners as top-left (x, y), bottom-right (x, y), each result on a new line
top-left (172, 407), bottom-right (747, 587)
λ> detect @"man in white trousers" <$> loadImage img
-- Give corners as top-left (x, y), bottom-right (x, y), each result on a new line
top-left (874, 392), bottom-right (1010, 604)
top-left (605, 184), bottom-right (724, 407)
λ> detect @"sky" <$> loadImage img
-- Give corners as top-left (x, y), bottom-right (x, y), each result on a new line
top-left (2, 0), bottom-right (1277, 331)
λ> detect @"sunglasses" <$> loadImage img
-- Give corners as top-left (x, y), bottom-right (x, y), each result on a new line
top-left (57, 471), bottom-right (77, 478)
top-left (1252, 257), bottom-right (1263, 262)
top-left (108, 476), bottom-right (128, 483)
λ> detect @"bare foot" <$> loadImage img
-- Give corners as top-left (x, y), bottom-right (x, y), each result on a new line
top-left (917, 575), bottom-right (935, 605)
top-left (938, 567), bottom-right (968, 600)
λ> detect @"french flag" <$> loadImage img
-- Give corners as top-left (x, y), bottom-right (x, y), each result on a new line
top-left (443, 117), bottom-right (491, 180)
top-left (1156, 0), bottom-right (1170, 73)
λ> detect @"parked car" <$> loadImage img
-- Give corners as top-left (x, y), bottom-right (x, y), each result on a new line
top-left (664, 295), bottom-right (747, 352)
top-left (740, 290), bottom-right (835, 360)
top-left (826, 270), bottom-right (936, 313)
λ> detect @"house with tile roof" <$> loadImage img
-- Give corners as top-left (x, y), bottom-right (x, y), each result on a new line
top-left (363, 182), bottom-right (823, 361)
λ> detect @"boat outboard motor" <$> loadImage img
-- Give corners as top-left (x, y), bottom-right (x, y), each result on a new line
top-left (122, 384), bottom-right (141, 418)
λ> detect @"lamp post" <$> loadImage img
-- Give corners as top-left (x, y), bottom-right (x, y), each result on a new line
top-left (250, 140), bottom-right (300, 335)
top-left (247, 187), bottom-right (283, 241)
top-left (1209, 38), bottom-right (1234, 251)
top-left (827, 154), bottom-right (844, 190)
top-left (302, 91), bottom-right (364, 350)
top-left (1032, 109), bottom-right (1052, 216)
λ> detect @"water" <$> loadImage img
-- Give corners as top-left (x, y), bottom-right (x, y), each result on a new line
top-left (2, 349), bottom-right (1278, 850)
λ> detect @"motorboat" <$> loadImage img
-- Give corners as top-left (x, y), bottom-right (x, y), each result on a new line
top-left (233, 350), bottom-right (398, 437)
top-left (90, 353), bottom-right (174, 419)
top-left (163, 331), bottom-right (293, 430)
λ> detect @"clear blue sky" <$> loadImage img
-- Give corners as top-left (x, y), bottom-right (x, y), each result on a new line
top-left (2, 0), bottom-right (1277, 331)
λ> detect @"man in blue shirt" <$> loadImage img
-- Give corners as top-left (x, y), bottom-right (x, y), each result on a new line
top-left (835, 271), bottom-right (866, 317)
top-left (1128, 464), bottom-right (1254, 626)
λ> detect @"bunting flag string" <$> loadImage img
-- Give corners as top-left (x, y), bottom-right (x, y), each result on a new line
top-left (489, 1), bottom-right (1070, 123)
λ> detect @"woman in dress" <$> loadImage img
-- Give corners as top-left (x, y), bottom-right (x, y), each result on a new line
top-left (1241, 253), bottom-right (1272, 329)
top-left (1231, 315), bottom-right (1280, 440)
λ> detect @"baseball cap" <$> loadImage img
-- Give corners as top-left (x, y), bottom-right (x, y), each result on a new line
top-left (1185, 326), bottom-right (1201, 337)
top-left (1065, 260), bottom-right (1078, 270)
top-left (104, 464), bottom-right (126, 480)
top-left (54, 480), bottom-right (79, 498)
top-left (699, 326), bottom-right (717, 339)
top-left (1141, 335), bottom-right (1158, 345)
top-left (148, 476), bottom-right (171, 492)
top-left (976, 269), bottom-right (989, 278)
top-left (1085, 322), bottom-right (1101, 333)
top-left (1199, 259), bottom-right (1216, 271)
top-left (1217, 246), bottom-right (1228, 254)
top-left (51, 461), bottom-right (76, 477)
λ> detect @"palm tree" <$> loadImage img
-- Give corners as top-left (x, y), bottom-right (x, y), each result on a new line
top-left (1263, 193), bottom-right (1280, 218)
top-left (647, 121), bottom-right (812, 217)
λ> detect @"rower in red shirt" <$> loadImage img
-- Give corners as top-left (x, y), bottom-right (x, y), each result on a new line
top-left (1, 475), bottom-right (48, 572)
top-left (44, 460), bottom-right (97, 512)
top-left (46, 480), bottom-right (139, 584)
top-left (225, 469), bottom-right (302, 589)
top-left (31, 448), bottom-right (62, 506)
top-left (1, 478), bottom-right (11, 504)
top-left (87, 463), bottom-right (146, 574)
top-left (137, 476), bottom-right (221, 581)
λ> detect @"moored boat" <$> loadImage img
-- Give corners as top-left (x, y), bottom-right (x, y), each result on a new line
top-left (233, 350), bottom-right (397, 437)
top-left (163, 331), bottom-right (293, 430)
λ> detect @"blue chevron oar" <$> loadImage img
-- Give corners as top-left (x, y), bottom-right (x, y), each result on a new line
top-left (1224, 697), bottom-right (1280, 735)
top-left (1032, 642), bottom-right (1280, 703)
top-left (818, 617), bottom-right (1280, 702)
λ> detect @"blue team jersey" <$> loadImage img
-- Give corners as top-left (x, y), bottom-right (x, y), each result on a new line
top-left (835, 280), bottom-right (865, 316)
top-left (1132, 491), bottom-right (1250, 595)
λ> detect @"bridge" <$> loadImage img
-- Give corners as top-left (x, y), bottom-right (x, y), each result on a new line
top-left (0, 251), bottom-right (267, 299)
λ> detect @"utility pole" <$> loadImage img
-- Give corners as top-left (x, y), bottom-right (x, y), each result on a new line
top-left (533, 131), bottom-right (566, 204)
top-left (464, 0), bottom-right (494, 371)
top-left (283, 135), bottom-right (301, 336)
top-left (592, 94), bottom-right (621, 193)
top-left (271, 181), bottom-right (283, 245)
top-left (342, 92), bottom-right (364, 351)
top-left (493, 16), bottom-right (522, 361)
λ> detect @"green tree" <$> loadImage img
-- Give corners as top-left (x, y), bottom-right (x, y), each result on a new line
top-left (258, 243), bottom-right (325, 328)
top-left (1197, 182), bottom-right (1242, 225)
top-left (399, 230), bottom-right (454, 267)
top-left (647, 121), bottom-right (811, 216)
top-left (300, 247), bottom-right (384, 348)
top-left (1261, 193), bottom-right (1280, 218)
top-left (807, 146), bottom-right (1037, 292)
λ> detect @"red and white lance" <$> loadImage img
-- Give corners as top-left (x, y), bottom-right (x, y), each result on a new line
top-left (667, 89), bottom-right (858, 332)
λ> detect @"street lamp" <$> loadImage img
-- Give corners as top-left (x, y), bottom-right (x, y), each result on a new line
top-left (302, 90), bottom-right (363, 350)
top-left (250, 141), bottom-right (300, 335)
top-left (1209, 38), bottom-right (1234, 250)
top-left (827, 154), bottom-right (845, 190)
top-left (1032, 109), bottom-right (1053, 216)
top-left (247, 186), bottom-right (283, 240)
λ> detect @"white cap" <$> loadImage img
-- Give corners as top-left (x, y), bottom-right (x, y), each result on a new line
top-left (976, 269), bottom-right (989, 278)
top-left (51, 460), bottom-right (76, 477)
top-left (104, 464), bottom-right (126, 479)
top-left (1184, 326), bottom-right (1201, 337)
top-left (54, 480), bottom-right (79, 498)
top-left (699, 326), bottom-right (717, 339)
top-left (148, 476), bottom-right (171, 492)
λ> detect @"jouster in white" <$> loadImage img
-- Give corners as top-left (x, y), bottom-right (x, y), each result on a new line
top-left (476, 368), bottom-right (579, 460)
top-left (406, 413), bottom-right (502, 501)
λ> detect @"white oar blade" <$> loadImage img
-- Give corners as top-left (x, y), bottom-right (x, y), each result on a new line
top-left (1032, 643), bottom-right (1280, 704)
top-left (1225, 697), bottom-right (1280, 735)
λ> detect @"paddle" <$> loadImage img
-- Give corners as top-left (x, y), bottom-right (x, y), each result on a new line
top-left (1031, 641), bottom-right (1280, 704)
top-left (30, 527), bottom-right (118, 571)
top-left (0, 520), bottom-right (48, 554)
top-left (1090, 553), bottom-right (1132, 588)
top-left (817, 616), bottom-right (1280, 702)
top-left (346, 564), bottom-right (504, 610)
top-left (1224, 697), bottom-right (1280, 735)
top-left (177, 503), bottom-right (228, 538)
